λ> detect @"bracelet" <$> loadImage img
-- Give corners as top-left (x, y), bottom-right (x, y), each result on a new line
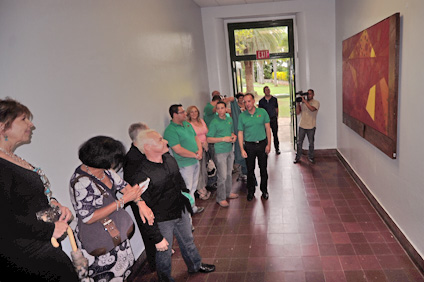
top-left (119, 198), bottom-right (125, 209)
top-left (115, 200), bottom-right (120, 211)
top-left (134, 197), bottom-right (144, 203)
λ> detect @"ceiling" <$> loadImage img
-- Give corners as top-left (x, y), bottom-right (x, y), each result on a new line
top-left (193, 0), bottom-right (293, 8)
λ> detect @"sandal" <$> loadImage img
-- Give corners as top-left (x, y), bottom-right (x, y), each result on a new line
top-left (198, 188), bottom-right (211, 200)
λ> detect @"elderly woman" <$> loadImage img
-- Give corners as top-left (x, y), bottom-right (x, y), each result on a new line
top-left (0, 98), bottom-right (78, 281)
top-left (186, 105), bottom-right (211, 200)
top-left (69, 136), bottom-right (154, 281)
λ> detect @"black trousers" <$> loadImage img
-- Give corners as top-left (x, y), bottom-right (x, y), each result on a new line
top-left (244, 139), bottom-right (268, 195)
top-left (270, 116), bottom-right (279, 150)
top-left (130, 202), bottom-right (157, 271)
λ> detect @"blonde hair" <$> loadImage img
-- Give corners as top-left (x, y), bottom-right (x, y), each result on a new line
top-left (186, 105), bottom-right (200, 122)
top-left (134, 129), bottom-right (156, 154)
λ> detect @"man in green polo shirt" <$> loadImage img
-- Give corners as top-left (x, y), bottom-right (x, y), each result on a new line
top-left (238, 93), bottom-right (272, 201)
top-left (207, 101), bottom-right (239, 208)
top-left (164, 104), bottom-right (204, 214)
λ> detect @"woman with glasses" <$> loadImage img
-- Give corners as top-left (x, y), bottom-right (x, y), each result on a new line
top-left (0, 98), bottom-right (78, 281)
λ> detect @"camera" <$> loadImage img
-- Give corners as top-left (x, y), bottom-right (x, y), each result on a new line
top-left (295, 91), bottom-right (308, 103)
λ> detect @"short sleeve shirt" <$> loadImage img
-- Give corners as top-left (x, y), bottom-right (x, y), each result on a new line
top-left (299, 99), bottom-right (320, 129)
top-left (203, 102), bottom-right (216, 126)
top-left (207, 115), bottom-right (234, 154)
top-left (163, 121), bottom-right (198, 168)
top-left (258, 96), bottom-right (278, 118)
top-left (238, 107), bottom-right (270, 142)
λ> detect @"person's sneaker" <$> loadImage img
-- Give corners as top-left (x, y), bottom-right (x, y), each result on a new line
top-left (218, 200), bottom-right (229, 207)
top-left (193, 206), bottom-right (205, 214)
top-left (247, 193), bottom-right (254, 201)
top-left (293, 158), bottom-right (300, 164)
top-left (261, 192), bottom-right (269, 200)
top-left (189, 263), bottom-right (216, 273)
top-left (308, 157), bottom-right (315, 164)
top-left (228, 193), bottom-right (239, 199)
top-left (276, 149), bottom-right (281, 155)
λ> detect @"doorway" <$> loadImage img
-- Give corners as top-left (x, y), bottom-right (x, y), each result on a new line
top-left (227, 19), bottom-right (298, 151)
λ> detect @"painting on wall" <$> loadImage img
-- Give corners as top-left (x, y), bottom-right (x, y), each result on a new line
top-left (342, 13), bottom-right (400, 159)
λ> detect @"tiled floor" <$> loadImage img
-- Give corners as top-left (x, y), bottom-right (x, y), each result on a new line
top-left (131, 119), bottom-right (423, 282)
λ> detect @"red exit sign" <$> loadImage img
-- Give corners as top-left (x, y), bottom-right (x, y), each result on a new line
top-left (256, 50), bottom-right (269, 59)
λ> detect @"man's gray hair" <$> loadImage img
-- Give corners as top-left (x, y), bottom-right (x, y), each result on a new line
top-left (135, 129), bottom-right (156, 154)
top-left (128, 122), bottom-right (149, 142)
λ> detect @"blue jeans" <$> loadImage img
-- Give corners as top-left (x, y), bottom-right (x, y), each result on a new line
top-left (179, 162), bottom-right (200, 212)
top-left (156, 210), bottom-right (202, 282)
top-left (214, 151), bottom-right (234, 202)
top-left (196, 148), bottom-right (208, 192)
top-left (296, 127), bottom-right (316, 160)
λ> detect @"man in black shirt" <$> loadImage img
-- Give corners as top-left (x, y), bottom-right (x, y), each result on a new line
top-left (124, 129), bottom-right (215, 282)
top-left (258, 86), bottom-right (280, 155)
top-left (123, 122), bottom-right (157, 271)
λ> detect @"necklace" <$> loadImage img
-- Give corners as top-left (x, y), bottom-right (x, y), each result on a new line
top-left (0, 147), bottom-right (54, 202)
top-left (0, 147), bottom-right (34, 170)
top-left (84, 164), bottom-right (106, 181)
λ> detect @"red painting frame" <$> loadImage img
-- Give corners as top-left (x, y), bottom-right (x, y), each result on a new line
top-left (342, 13), bottom-right (400, 159)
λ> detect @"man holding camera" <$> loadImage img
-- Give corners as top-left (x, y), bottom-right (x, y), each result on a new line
top-left (294, 89), bottom-right (320, 164)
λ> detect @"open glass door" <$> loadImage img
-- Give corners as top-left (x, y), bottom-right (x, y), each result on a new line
top-left (228, 19), bottom-right (297, 149)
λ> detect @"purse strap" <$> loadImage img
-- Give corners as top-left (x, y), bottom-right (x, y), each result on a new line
top-left (100, 217), bottom-right (121, 247)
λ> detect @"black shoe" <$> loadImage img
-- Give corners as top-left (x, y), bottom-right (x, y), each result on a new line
top-left (261, 192), bottom-right (269, 200)
top-left (276, 149), bottom-right (281, 155)
top-left (190, 263), bottom-right (215, 273)
top-left (308, 157), bottom-right (315, 164)
top-left (293, 158), bottom-right (300, 164)
top-left (247, 193), bottom-right (254, 201)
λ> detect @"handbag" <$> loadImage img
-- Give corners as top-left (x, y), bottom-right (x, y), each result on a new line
top-left (206, 151), bottom-right (216, 177)
top-left (71, 174), bottom-right (134, 257)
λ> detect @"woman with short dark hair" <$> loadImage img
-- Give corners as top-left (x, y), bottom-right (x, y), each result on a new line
top-left (69, 136), bottom-right (154, 281)
top-left (0, 97), bottom-right (78, 281)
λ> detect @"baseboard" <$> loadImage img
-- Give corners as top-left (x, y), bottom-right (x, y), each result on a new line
top-left (336, 150), bottom-right (424, 274)
top-left (300, 148), bottom-right (338, 156)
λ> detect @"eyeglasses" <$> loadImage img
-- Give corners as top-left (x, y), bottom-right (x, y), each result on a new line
top-left (177, 111), bottom-right (186, 115)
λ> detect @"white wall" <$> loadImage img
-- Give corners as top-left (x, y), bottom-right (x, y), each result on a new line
top-left (200, 0), bottom-right (337, 150)
top-left (336, 0), bottom-right (424, 257)
top-left (0, 0), bottom-right (209, 258)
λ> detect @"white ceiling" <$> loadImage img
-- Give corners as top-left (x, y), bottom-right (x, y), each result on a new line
top-left (193, 0), bottom-right (293, 8)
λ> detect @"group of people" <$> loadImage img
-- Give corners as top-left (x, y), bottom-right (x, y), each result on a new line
top-left (0, 98), bottom-right (214, 282)
top-left (0, 88), bottom-right (319, 282)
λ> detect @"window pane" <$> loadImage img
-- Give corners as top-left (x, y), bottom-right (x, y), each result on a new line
top-left (234, 26), bottom-right (289, 56)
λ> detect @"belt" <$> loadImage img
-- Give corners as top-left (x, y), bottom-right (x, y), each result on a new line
top-left (245, 139), bottom-right (266, 144)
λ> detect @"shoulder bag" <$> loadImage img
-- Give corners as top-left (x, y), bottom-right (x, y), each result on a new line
top-left (71, 174), bottom-right (134, 256)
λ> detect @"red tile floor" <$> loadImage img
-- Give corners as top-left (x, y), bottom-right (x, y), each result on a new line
top-left (131, 119), bottom-right (423, 282)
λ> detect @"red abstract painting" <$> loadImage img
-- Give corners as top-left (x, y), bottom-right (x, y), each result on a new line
top-left (342, 13), bottom-right (399, 159)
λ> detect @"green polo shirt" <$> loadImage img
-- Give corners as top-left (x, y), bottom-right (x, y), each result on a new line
top-left (238, 107), bottom-right (270, 142)
top-left (163, 120), bottom-right (198, 168)
top-left (207, 115), bottom-right (234, 154)
top-left (203, 102), bottom-right (217, 126)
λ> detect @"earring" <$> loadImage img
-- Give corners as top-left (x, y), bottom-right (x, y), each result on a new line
top-left (4, 135), bottom-right (8, 141)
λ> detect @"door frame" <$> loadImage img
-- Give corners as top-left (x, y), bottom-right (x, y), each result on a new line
top-left (227, 19), bottom-right (298, 150)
